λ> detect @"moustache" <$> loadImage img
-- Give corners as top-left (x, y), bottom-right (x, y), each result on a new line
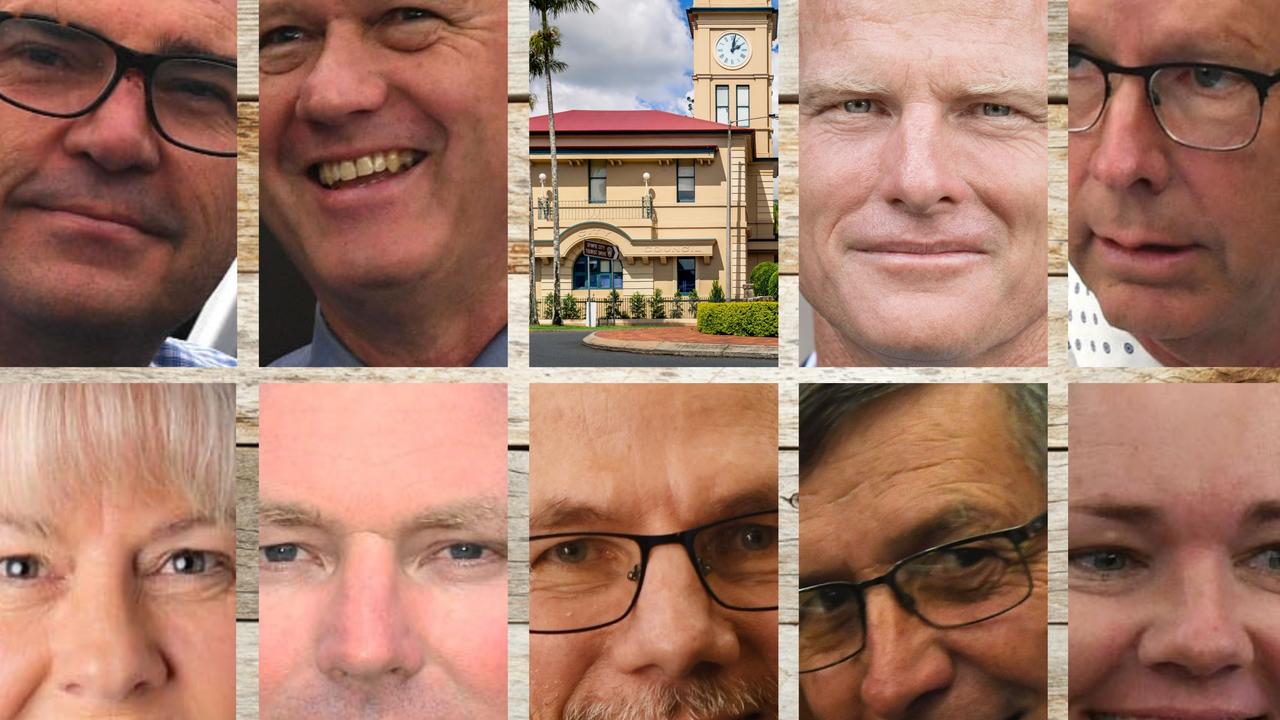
top-left (8, 170), bottom-right (184, 240)
top-left (563, 675), bottom-right (777, 720)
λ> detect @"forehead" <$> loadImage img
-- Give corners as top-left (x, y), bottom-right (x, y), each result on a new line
top-left (802, 0), bottom-right (1046, 75)
top-left (1070, 384), bottom-right (1280, 505)
top-left (2, 0), bottom-right (235, 55)
top-left (803, 385), bottom-right (1040, 512)
top-left (1071, 0), bottom-right (1279, 66)
top-left (259, 384), bottom-right (508, 527)
top-left (529, 385), bottom-right (778, 524)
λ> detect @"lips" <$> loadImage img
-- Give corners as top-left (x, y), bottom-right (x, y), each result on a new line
top-left (1089, 711), bottom-right (1269, 720)
top-left (10, 183), bottom-right (182, 241)
top-left (1089, 228), bottom-right (1207, 283)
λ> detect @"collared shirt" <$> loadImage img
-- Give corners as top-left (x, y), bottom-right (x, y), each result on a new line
top-left (150, 337), bottom-right (237, 368)
top-left (802, 351), bottom-right (817, 367)
top-left (271, 306), bottom-right (508, 367)
top-left (1067, 263), bottom-right (1161, 368)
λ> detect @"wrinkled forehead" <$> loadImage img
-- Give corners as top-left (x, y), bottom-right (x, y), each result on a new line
top-left (2, 0), bottom-right (236, 57)
top-left (1070, 0), bottom-right (1280, 68)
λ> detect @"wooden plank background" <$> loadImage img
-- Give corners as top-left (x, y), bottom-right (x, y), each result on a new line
top-left (216, 1), bottom-right (1267, 719)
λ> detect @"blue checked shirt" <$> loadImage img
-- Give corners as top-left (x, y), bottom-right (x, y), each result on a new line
top-left (150, 338), bottom-right (237, 368)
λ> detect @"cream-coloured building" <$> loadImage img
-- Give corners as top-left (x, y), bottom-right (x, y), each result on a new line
top-left (531, 0), bottom-right (778, 302)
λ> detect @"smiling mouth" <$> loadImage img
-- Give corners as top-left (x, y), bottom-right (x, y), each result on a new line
top-left (1090, 713), bottom-right (1269, 720)
top-left (309, 149), bottom-right (425, 190)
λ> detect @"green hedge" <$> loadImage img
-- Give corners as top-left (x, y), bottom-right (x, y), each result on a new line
top-left (697, 302), bottom-right (778, 337)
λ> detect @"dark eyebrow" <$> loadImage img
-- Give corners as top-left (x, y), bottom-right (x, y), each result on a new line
top-left (1242, 501), bottom-right (1280, 528)
top-left (532, 486), bottom-right (778, 534)
top-left (155, 35), bottom-right (235, 63)
top-left (883, 504), bottom-right (1016, 559)
top-left (1070, 503), bottom-right (1161, 525)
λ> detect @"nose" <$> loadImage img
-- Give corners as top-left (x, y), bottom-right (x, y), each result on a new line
top-left (316, 534), bottom-right (425, 682)
top-left (294, 24), bottom-right (389, 126)
top-left (1084, 75), bottom-right (1172, 194)
top-left (1137, 556), bottom-right (1253, 679)
top-left (61, 70), bottom-right (163, 173)
top-left (878, 103), bottom-right (969, 215)
top-left (51, 567), bottom-right (169, 703)
top-left (612, 544), bottom-right (743, 678)
top-left (857, 585), bottom-right (955, 719)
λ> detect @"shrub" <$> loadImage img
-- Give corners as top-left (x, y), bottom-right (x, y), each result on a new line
top-left (709, 279), bottom-right (726, 303)
top-left (560, 294), bottom-right (581, 320)
top-left (686, 288), bottom-right (700, 317)
top-left (697, 301), bottom-right (778, 337)
top-left (605, 289), bottom-right (622, 319)
top-left (649, 288), bottom-right (667, 319)
top-left (750, 262), bottom-right (778, 298)
top-left (542, 292), bottom-right (556, 321)
top-left (629, 291), bottom-right (647, 319)
top-left (767, 270), bottom-right (779, 300)
top-left (670, 292), bottom-right (684, 319)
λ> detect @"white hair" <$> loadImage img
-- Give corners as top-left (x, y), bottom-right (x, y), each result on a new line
top-left (0, 383), bottom-right (235, 523)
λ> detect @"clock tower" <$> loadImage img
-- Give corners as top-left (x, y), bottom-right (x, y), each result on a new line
top-left (687, 0), bottom-right (776, 156)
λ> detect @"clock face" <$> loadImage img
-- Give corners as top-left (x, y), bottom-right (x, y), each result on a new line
top-left (714, 32), bottom-right (751, 69)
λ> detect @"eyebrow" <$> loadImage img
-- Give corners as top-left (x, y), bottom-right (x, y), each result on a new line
top-left (259, 499), bottom-right (507, 536)
top-left (800, 77), bottom-right (893, 111)
top-left (884, 504), bottom-right (1016, 558)
top-left (531, 486), bottom-right (778, 533)
top-left (1069, 503), bottom-right (1161, 525)
top-left (148, 516), bottom-right (225, 542)
top-left (14, 10), bottom-right (234, 63)
top-left (1242, 501), bottom-right (1280, 529)
top-left (0, 514), bottom-right (51, 538)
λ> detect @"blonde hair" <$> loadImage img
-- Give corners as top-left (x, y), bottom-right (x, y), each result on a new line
top-left (0, 384), bottom-right (235, 524)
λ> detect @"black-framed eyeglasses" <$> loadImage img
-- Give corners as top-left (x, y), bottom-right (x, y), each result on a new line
top-left (1068, 47), bottom-right (1280, 151)
top-left (0, 13), bottom-right (237, 157)
top-left (798, 511), bottom-right (1047, 673)
top-left (530, 510), bottom-right (779, 634)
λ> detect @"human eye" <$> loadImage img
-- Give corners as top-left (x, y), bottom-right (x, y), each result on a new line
top-left (802, 584), bottom-right (858, 616)
top-left (1238, 545), bottom-right (1280, 592)
top-left (377, 7), bottom-right (443, 52)
top-left (1, 555), bottom-right (44, 581)
top-left (260, 25), bottom-right (306, 50)
top-left (981, 103), bottom-right (1013, 117)
top-left (841, 99), bottom-right (875, 114)
top-left (159, 549), bottom-right (230, 577)
top-left (1068, 547), bottom-right (1148, 594)
top-left (261, 543), bottom-right (305, 564)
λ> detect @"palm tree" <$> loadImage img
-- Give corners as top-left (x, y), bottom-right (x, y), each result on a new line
top-left (530, 0), bottom-right (597, 325)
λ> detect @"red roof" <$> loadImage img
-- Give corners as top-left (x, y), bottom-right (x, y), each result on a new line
top-left (530, 109), bottom-right (748, 134)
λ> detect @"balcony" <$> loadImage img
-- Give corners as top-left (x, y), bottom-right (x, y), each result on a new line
top-left (537, 197), bottom-right (654, 222)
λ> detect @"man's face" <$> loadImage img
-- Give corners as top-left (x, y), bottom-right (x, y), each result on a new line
top-left (0, 487), bottom-right (236, 719)
top-left (800, 385), bottom-right (1048, 720)
top-left (258, 0), bottom-right (507, 297)
top-left (256, 383), bottom-right (508, 720)
top-left (0, 0), bottom-right (236, 338)
top-left (529, 384), bottom-right (780, 720)
top-left (1069, 384), bottom-right (1280, 720)
top-left (799, 0), bottom-right (1048, 365)
top-left (1069, 1), bottom-right (1280, 349)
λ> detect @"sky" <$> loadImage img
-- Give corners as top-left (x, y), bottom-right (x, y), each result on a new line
top-left (530, 0), bottom-right (779, 118)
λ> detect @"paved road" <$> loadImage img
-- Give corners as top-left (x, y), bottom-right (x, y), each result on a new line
top-left (530, 331), bottom-right (777, 368)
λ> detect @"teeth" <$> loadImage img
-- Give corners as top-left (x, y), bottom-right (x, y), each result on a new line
top-left (315, 150), bottom-right (421, 188)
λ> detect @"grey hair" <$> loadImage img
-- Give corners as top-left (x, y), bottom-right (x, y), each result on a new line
top-left (799, 383), bottom-right (1047, 486)
top-left (0, 383), bottom-right (235, 523)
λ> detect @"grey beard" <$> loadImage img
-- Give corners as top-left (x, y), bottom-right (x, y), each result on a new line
top-left (562, 675), bottom-right (777, 720)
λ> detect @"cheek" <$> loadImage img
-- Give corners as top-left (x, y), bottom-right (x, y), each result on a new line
top-left (530, 635), bottom-right (599, 715)
top-left (799, 123), bottom-right (881, 234)
top-left (1067, 593), bottom-right (1131, 702)
top-left (0, 613), bottom-right (49, 716)
top-left (257, 585), bottom-right (319, 692)
top-left (153, 593), bottom-right (237, 714)
top-left (414, 582), bottom-right (508, 697)
top-left (800, 662), bottom-right (864, 720)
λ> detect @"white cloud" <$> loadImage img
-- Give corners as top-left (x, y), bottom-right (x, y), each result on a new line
top-left (530, 0), bottom-right (694, 115)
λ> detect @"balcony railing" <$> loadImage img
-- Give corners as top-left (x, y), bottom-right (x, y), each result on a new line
top-left (537, 197), bottom-right (654, 222)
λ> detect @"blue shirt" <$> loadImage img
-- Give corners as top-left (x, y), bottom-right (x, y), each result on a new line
top-left (150, 337), bottom-right (237, 367)
top-left (271, 307), bottom-right (508, 367)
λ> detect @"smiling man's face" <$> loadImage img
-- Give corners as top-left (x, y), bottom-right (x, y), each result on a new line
top-left (1068, 0), bottom-right (1280, 364)
top-left (0, 0), bottom-right (236, 344)
top-left (800, 0), bottom-right (1048, 366)
top-left (258, 0), bottom-right (507, 298)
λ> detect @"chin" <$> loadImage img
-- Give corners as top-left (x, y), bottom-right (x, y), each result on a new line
top-left (845, 297), bottom-right (1014, 365)
top-left (1090, 283), bottom-right (1223, 342)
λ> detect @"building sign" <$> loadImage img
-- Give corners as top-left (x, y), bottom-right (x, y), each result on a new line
top-left (582, 240), bottom-right (619, 260)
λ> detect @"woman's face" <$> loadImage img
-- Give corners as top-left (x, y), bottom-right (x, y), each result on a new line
top-left (0, 485), bottom-right (236, 719)
top-left (1069, 384), bottom-right (1280, 720)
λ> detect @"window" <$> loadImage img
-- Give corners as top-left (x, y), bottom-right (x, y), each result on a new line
top-left (676, 160), bottom-right (695, 203)
top-left (589, 160), bottom-right (606, 203)
top-left (572, 254), bottom-right (622, 290)
top-left (716, 85), bottom-right (729, 125)
top-left (677, 257), bottom-right (696, 293)
top-left (736, 85), bottom-right (750, 126)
